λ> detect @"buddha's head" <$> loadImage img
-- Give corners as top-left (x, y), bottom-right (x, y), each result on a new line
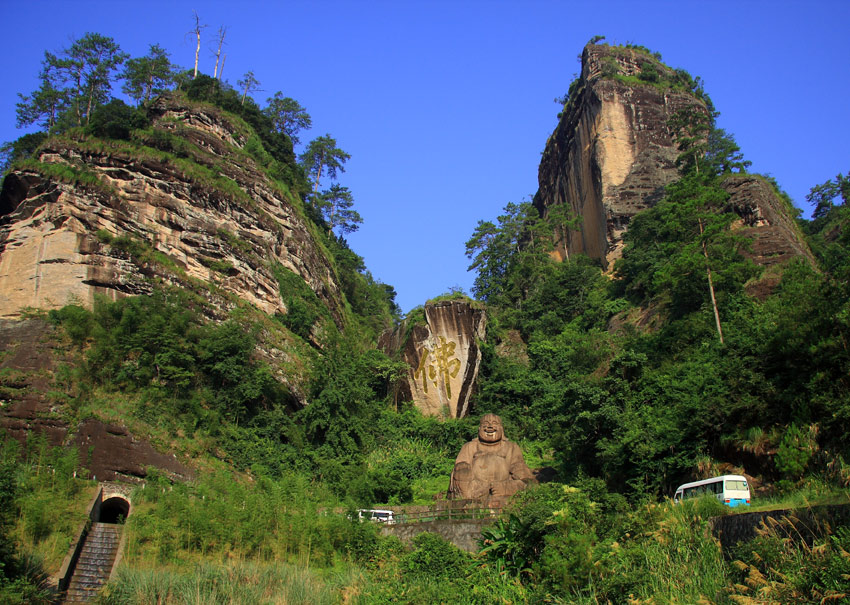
top-left (478, 414), bottom-right (504, 445)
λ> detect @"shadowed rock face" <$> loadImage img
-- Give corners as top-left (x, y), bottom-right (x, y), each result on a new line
top-left (379, 300), bottom-right (486, 418)
top-left (0, 319), bottom-right (192, 483)
top-left (722, 175), bottom-right (815, 267)
top-left (0, 96), bottom-right (344, 326)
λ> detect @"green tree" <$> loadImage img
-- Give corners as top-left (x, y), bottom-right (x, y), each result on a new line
top-left (667, 106), bottom-right (712, 176)
top-left (121, 44), bottom-right (178, 105)
top-left (65, 33), bottom-right (128, 126)
top-left (0, 440), bottom-right (20, 584)
top-left (299, 135), bottom-right (350, 194)
top-left (263, 92), bottom-right (312, 145)
top-left (465, 201), bottom-right (546, 304)
top-left (807, 172), bottom-right (849, 219)
top-left (315, 184), bottom-right (363, 236)
top-left (0, 132), bottom-right (48, 174)
top-left (15, 54), bottom-right (69, 133)
top-left (704, 127), bottom-right (751, 175)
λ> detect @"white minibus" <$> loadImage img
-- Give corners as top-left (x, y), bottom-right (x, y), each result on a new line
top-left (357, 509), bottom-right (395, 524)
top-left (673, 474), bottom-right (750, 507)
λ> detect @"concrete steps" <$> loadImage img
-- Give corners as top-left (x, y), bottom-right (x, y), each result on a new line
top-left (63, 522), bottom-right (121, 603)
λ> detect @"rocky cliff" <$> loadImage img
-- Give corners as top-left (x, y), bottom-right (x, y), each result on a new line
top-left (535, 43), bottom-right (705, 267)
top-left (0, 96), bottom-right (344, 326)
top-left (379, 300), bottom-right (486, 418)
top-left (535, 43), bottom-right (813, 272)
top-left (722, 175), bottom-right (814, 267)
top-left (0, 94), bottom-right (349, 481)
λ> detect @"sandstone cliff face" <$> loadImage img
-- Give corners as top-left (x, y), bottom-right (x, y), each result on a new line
top-left (535, 44), bottom-right (707, 267)
top-left (379, 300), bottom-right (486, 418)
top-left (0, 96), bottom-right (344, 326)
top-left (535, 44), bottom-right (813, 274)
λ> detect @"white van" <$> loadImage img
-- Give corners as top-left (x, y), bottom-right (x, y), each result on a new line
top-left (673, 475), bottom-right (751, 507)
top-left (357, 509), bottom-right (395, 524)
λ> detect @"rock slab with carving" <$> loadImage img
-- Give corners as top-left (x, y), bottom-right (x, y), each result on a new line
top-left (448, 414), bottom-right (536, 507)
top-left (379, 299), bottom-right (485, 418)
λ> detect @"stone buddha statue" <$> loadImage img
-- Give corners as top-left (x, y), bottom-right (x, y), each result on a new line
top-left (448, 413), bottom-right (536, 506)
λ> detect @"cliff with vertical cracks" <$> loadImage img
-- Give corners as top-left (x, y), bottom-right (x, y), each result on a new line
top-left (380, 300), bottom-right (486, 418)
top-left (534, 44), bottom-right (812, 271)
top-left (535, 43), bottom-right (704, 267)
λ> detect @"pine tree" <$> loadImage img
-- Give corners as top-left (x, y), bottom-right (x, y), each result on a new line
top-left (299, 135), bottom-right (350, 193)
top-left (263, 93), bottom-right (312, 145)
top-left (121, 44), bottom-right (177, 105)
top-left (315, 184), bottom-right (363, 236)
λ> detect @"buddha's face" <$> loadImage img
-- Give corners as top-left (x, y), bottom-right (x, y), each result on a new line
top-left (478, 414), bottom-right (504, 444)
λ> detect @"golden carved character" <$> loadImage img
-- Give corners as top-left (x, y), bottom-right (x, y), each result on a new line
top-left (413, 337), bottom-right (461, 399)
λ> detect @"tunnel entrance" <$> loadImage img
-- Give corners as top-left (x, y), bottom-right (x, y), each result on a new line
top-left (99, 496), bottom-right (130, 524)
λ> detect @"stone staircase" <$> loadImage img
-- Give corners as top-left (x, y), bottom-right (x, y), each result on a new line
top-left (62, 522), bottom-right (122, 603)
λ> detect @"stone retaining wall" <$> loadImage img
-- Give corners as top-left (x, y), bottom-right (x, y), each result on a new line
top-left (709, 503), bottom-right (850, 554)
top-left (381, 518), bottom-right (495, 552)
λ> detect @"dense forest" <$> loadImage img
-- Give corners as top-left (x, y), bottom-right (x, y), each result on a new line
top-left (1, 32), bottom-right (849, 603)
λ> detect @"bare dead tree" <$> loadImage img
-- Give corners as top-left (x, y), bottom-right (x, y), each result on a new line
top-left (218, 54), bottom-right (226, 81)
top-left (188, 10), bottom-right (207, 79)
top-left (212, 26), bottom-right (227, 79)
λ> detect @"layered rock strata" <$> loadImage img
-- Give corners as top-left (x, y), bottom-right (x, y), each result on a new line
top-left (379, 300), bottom-right (486, 418)
top-left (0, 96), bottom-right (344, 325)
top-left (722, 175), bottom-right (814, 267)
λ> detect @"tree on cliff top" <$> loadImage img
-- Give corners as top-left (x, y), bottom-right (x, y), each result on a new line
top-left (121, 44), bottom-right (178, 105)
top-left (15, 55), bottom-right (68, 133)
top-left (16, 33), bottom-right (126, 130)
top-left (65, 33), bottom-right (128, 127)
top-left (807, 172), bottom-right (849, 219)
top-left (238, 71), bottom-right (261, 106)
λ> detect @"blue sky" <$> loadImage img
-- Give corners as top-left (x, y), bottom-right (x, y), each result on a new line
top-left (2, 0), bottom-right (848, 313)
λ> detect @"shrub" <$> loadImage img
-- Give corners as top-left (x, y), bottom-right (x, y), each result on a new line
top-left (86, 99), bottom-right (150, 140)
top-left (401, 532), bottom-right (470, 579)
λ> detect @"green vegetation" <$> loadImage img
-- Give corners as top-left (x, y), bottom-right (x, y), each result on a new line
top-left (0, 436), bottom-right (92, 603)
top-left (13, 158), bottom-right (113, 196)
top-left (3, 31), bottom-right (850, 605)
top-left (95, 230), bottom-right (183, 274)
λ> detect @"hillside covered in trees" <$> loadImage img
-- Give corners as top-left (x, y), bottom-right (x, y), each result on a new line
top-left (1, 30), bottom-right (849, 604)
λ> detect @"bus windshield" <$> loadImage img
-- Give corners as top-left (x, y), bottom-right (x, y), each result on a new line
top-left (725, 479), bottom-right (748, 491)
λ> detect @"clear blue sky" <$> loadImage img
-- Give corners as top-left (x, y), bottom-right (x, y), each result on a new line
top-left (2, 1), bottom-right (848, 313)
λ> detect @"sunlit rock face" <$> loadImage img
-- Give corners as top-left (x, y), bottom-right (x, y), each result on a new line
top-left (535, 44), bottom-right (814, 274)
top-left (379, 300), bottom-right (486, 418)
top-left (0, 96), bottom-right (344, 324)
top-left (535, 44), bottom-right (707, 268)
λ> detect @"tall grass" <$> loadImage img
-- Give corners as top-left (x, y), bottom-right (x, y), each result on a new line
top-left (99, 561), bottom-right (352, 605)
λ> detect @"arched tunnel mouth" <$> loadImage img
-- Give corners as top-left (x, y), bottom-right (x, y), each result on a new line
top-left (99, 497), bottom-right (130, 524)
